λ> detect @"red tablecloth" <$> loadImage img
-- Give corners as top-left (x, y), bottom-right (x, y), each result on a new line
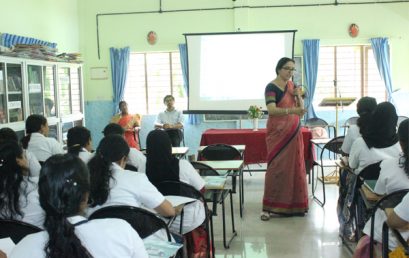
top-left (200, 128), bottom-right (313, 167)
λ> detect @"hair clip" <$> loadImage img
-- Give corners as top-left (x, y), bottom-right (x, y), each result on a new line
top-left (0, 159), bottom-right (4, 167)
top-left (66, 179), bottom-right (77, 186)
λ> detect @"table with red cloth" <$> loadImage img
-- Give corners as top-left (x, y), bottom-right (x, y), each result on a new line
top-left (199, 128), bottom-right (314, 171)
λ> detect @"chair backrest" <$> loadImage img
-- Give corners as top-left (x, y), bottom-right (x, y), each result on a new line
top-left (304, 118), bottom-right (329, 128)
top-left (200, 144), bottom-right (241, 161)
top-left (124, 164), bottom-right (138, 172)
top-left (344, 116), bottom-right (359, 127)
top-left (320, 136), bottom-right (345, 160)
top-left (155, 181), bottom-right (211, 257)
top-left (88, 205), bottom-right (171, 240)
top-left (359, 161), bottom-right (382, 180)
top-left (0, 219), bottom-right (42, 243)
top-left (190, 161), bottom-right (221, 176)
top-left (369, 189), bottom-right (409, 258)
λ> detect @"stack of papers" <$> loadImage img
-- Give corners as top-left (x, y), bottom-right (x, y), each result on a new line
top-left (143, 239), bottom-right (183, 257)
top-left (203, 176), bottom-right (227, 189)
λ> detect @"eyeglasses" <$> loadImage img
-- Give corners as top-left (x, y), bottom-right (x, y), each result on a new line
top-left (282, 66), bottom-right (296, 72)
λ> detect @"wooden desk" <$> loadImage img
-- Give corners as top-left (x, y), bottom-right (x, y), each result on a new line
top-left (197, 160), bottom-right (245, 217)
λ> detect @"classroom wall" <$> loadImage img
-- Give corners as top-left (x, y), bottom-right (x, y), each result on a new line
top-left (0, 0), bottom-right (80, 52)
top-left (78, 0), bottom-right (409, 146)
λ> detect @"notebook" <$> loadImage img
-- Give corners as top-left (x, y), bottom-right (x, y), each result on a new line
top-left (364, 180), bottom-right (377, 193)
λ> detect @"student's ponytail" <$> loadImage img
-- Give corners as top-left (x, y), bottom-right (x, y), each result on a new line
top-left (67, 126), bottom-right (92, 157)
top-left (87, 134), bottom-right (129, 207)
top-left (87, 152), bottom-right (112, 207)
top-left (39, 154), bottom-right (92, 258)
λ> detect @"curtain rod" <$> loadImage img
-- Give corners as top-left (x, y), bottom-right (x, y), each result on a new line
top-left (96, 0), bottom-right (409, 59)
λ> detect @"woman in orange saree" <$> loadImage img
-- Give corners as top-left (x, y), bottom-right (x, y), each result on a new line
top-left (261, 57), bottom-right (308, 219)
top-left (111, 101), bottom-right (141, 150)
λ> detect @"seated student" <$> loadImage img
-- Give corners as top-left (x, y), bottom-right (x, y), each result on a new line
top-left (0, 127), bottom-right (41, 176)
top-left (21, 114), bottom-right (64, 163)
top-left (86, 134), bottom-right (175, 220)
top-left (67, 126), bottom-right (94, 164)
top-left (154, 95), bottom-right (184, 147)
top-left (110, 100), bottom-right (141, 150)
top-left (353, 119), bottom-right (409, 258)
top-left (145, 130), bottom-right (205, 235)
top-left (341, 96), bottom-right (377, 155)
top-left (10, 154), bottom-right (148, 258)
top-left (349, 102), bottom-right (402, 175)
top-left (102, 123), bottom-right (146, 172)
top-left (0, 141), bottom-right (44, 228)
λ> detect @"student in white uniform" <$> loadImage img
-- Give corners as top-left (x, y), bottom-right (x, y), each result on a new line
top-left (11, 154), bottom-right (148, 258)
top-left (353, 119), bottom-right (409, 257)
top-left (145, 130), bottom-right (206, 234)
top-left (0, 141), bottom-right (44, 228)
top-left (0, 127), bottom-right (41, 176)
top-left (341, 97), bottom-right (377, 155)
top-left (102, 123), bottom-right (146, 172)
top-left (87, 135), bottom-right (175, 226)
top-left (21, 114), bottom-right (64, 163)
top-left (349, 102), bottom-right (402, 175)
top-left (67, 126), bottom-right (94, 164)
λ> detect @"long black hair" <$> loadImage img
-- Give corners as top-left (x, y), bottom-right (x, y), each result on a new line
top-left (145, 130), bottom-right (179, 187)
top-left (398, 119), bottom-right (409, 176)
top-left (356, 96), bottom-right (377, 136)
top-left (0, 127), bottom-right (18, 143)
top-left (0, 141), bottom-right (26, 219)
top-left (362, 102), bottom-right (398, 148)
top-left (39, 154), bottom-right (91, 258)
top-left (87, 135), bottom-right (129, 207)
top-left (21, 114), bottom-right (47, 149)
top-left (67, 126), bottom-right (92, 157)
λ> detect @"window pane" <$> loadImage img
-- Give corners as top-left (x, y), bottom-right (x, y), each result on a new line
top-left (125, 53), bottom-right (147, 115)
top-left (125, 51), bottom-right (186, 115)
top-left (365, 47), bottom-right (386, 103)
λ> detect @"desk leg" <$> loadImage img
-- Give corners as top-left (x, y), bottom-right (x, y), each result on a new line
top-left (239, 168), bottom-right (244, 218)
top-left (222, 190), bottom-right (237, 249)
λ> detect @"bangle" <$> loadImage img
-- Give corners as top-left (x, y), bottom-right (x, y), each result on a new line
top-left (286, 108), bottom-right (289, 115)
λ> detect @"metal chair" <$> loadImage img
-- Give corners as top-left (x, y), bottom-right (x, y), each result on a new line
top-left (312, 136), bottom-right (345, 207)
top-left (0, 219), bottom-right (42, 243)
top-left (88, 205), bottom-right (171, 241)
top-left (369, 189), bottom-right (409, 258)
top-left (381, 221), bottom-right (409, 257)
top-left (156, 180), bottom-right (213, 258)
top-left (342, 116), bottom-right (359, 135)
top-left (304, 117), bottom-right (336, 138)
top-left (190, 161), bottom-right (237, 249)
top-left (199, 144), bottom-right (241, 193)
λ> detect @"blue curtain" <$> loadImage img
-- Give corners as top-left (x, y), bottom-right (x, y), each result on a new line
top-left (370, 38), bottom-right (394, 102)
top-left (110, 47), bottom-right (130, 114)
top-left (302, 39), bottom-right (320, 120)
top-left (178, 44), bottom-right (201, 125)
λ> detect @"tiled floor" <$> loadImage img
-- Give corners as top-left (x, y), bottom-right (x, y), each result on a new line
top-left (210, 168), bottom-right (355, 258)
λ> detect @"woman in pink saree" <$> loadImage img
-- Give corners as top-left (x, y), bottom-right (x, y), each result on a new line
top-left (111, 101), bottom-right (141, 150)
top-left (261, 57), bottom-right (308, 220)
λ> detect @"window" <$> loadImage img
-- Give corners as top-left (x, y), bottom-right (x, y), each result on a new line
top-left (314, 45), bottom-right (386, 111)
top-left (124, 52), bottom-right (187, 115)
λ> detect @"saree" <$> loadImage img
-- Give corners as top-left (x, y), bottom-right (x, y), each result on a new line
top-left (263, 81), bottom-right (308, 214)
top-left (111, 114), bottom-right (141, 149)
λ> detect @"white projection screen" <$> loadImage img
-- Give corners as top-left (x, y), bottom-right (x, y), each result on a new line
top-left (185, 31), bottom-right (296, 114)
